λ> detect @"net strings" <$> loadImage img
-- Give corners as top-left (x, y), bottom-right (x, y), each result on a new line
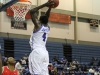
top-left (10, 2), bottom-right (31, 25)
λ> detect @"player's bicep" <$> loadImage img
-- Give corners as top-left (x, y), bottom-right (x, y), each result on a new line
top-left (30, 12), bottom-right (39, 28)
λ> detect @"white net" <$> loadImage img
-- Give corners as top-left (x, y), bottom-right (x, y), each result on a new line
top-left (10, 1), bottom-right (31, 22)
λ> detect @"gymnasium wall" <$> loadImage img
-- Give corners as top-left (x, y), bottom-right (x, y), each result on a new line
top-left (78, 22), bottom-right (100, 42)
top-left (0, 0), bottom-right (100, 43)
top-left (41, 0), bottom-right (74, 11)
top-left (77, 0), bottom-right (100, 15)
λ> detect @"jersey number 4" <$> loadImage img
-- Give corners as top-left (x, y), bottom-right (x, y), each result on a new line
top-left (42, 33), bottom-right (46, 42)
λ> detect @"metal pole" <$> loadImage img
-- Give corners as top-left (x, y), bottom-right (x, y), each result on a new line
top-left (74, 0), bottom-right (78, 44)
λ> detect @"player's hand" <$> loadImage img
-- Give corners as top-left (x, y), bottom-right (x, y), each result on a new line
top-left (46, 0), bottom-right (55, 7)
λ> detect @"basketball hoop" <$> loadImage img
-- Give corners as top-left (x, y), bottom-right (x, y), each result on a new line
top-left (10, 0), bottom-right (32, 22)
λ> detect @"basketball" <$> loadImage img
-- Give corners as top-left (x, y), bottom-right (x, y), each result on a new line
top-left (49, 0), bottom-right (59, 8)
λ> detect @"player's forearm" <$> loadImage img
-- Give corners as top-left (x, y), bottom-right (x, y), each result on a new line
top-left (30, 2), bottom-right (48, 13)
top-left (45, 7), bottom-right (51, 18)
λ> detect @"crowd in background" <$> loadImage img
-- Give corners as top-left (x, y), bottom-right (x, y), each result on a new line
top-left (49, 56), bottom-right (100, 75)
top-left (1, 54), bottom-right (100, 75)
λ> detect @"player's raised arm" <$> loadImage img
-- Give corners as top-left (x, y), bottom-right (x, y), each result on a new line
top-left (30, 1), bottom-right (54, 28)
top-left (30, 2), bottom-right (50, 28)
top-left (45, 7), bottom-right (52, 21)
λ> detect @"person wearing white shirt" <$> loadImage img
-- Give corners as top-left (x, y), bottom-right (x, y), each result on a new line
top-left (15, 61), bottom-right (24, 75)
top-left (21, 58), bottom-right (26, 65)
top-left (89, 67), bottom-right (95, 73)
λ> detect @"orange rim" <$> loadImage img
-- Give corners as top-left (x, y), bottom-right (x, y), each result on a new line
top-left (18, 0), bottom-right (32, 4)
top-left (10, 0), bottom-right (32, 9)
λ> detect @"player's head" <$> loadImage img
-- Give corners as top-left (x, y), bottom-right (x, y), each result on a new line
top-left (39, 15), bottom-right (48, 25)
top-left (6, 57), bottom-right (16, 65)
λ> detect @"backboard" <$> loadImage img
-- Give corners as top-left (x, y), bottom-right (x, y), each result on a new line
top-left (0, 0), bottom-right (19, 12)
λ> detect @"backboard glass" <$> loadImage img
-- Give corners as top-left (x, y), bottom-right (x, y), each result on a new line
top-left (0, 0), bottom-right (19, 12)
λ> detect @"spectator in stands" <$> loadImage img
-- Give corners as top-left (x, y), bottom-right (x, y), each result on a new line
top-left (90, 57), bottom-right (95, 66)
top-left (63, 62), bottom-right (68, 70)
top-left (20, 57), bottom-right (26, 66)
top-left (60, 56), bottom-right (68, 65)
top-left (60, 70), bottom-right (65, 75)
top-left (70, 62), bottom-right (76, 71)
top-left (23, 54), bottom-right (28, 66)
top-left (52, 59), bottom-right (58, 66)
top-left (22, 65), bottom-right (30, 75)
top-left (98, 60), bottom-right (100, 66)
top-left (48, 63), bottom-right (57, 75)
top-left (52, 56), bottom-right (58, 62)
top-left (76, 64), bottom-right (83, 71)
top-left (90, 60), bottom-right (94, 66)
top-left (83, 64), bottom-right (88, 71)
top-left (97, 66), bottom-right (100, 72)
top-left (1, 54), bottom-right (5, 62)
top-left (73, 59), bottom-right (79, 66)
top-left (1, 54), bottom-right (7, 66)
top-left (89, 67), bottom-right (95, 73)
top-left (94, 69), bottom-right (100, 75)
top-left (3, 57), bottom-right (8, 66)
top-left (23, 54), bottom-right (28, 60)
top-left (15, 60), bottom-right (24, 75)
top-left (2, 57), bottom-right (19, 75)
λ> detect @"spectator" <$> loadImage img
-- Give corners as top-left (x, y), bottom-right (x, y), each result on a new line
top-left (20, 57), bottom-right (26, 66)
top-left (48, 63), bottom-right (57, 75)
top-left (98, 60), bottom-right (100, 66)
top-left (73, 59), bottom-right (79, 65)
top-left (90, 57), bottom-right (95, 66)
top-left (83, 64), bottom-right (88, 71)
top-left (98, 66), bottom-right (100, 71)
top-left (22, 65), bottom-right (30, 75)
top-left (60, 56), bottom-right (68, 65)
top-left (52, 59), bottom-right (58, 66)
top-left (1, 54), bottom-right (5, 66)
top-left (76, 64), bottom-right (83, 71)
top-left (23, 54), bottom-right (28, 61)
top-left (90, 60), bottom-right (94, 66)
top-left (60, 70), bottom-right (65, 75)
top-left (89, 67), bottom-right (95, 73)
top-left (1, 54), bottom-right (5, 61)
top-left (3, 57), bottom-right (8, 66)
top-left (94, 69), bottom-right (100, 75)
top-left (63, 62), bottom-right (68, 70)
top-left (70, 62), bottom-right (76, 70)
top-left (2, 57), bottom-right (19, 75)
top-left (15, 60), bottom-right (24, 75)
top-left (52, 56), bottom-right (58, 62)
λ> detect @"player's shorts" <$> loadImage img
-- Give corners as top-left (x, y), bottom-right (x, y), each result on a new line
top-left (29, 48), bottom-right (49, 75)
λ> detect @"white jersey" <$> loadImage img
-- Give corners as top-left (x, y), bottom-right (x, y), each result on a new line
top-left (29, 25), bottom-right (50, 50)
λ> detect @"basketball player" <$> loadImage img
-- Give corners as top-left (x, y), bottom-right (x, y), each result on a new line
top-left (29, 1), bottom-right (54, 75)
top-left (2, 57), bottom-right (19, 75)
